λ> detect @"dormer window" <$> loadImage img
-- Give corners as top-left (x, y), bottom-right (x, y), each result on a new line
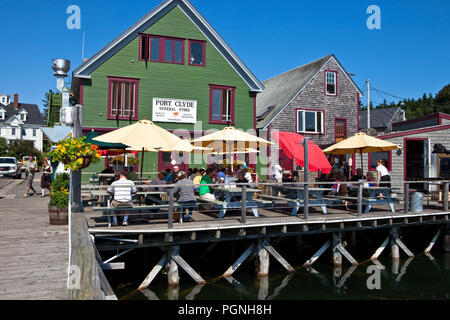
top-left (19, 110), bottom-right (27, 122)
top-left (325, 71), bottom-right (337, 96)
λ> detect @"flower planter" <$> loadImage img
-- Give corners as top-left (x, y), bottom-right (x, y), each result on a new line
top-left (48, 206), bottom-right (68, 225)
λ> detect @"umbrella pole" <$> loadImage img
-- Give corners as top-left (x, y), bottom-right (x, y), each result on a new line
top-left (360, 149), bottom-right (363, 173)
top-left (140, 147), bottom-right (144, 184)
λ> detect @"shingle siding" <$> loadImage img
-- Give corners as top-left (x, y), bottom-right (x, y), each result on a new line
top-left (361, 127), bottom-right (450, 190)
top-left (264, 58), bottom-right (359, 170)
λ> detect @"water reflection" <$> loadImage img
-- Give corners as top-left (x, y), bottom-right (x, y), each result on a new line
top-left (115, 252), bottom-right (450, 300)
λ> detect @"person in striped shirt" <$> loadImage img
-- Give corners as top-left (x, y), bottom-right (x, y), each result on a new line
top-left (107, 170), bottom-right (137, 226)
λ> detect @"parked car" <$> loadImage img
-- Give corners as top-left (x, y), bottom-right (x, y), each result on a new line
top-left (0, 157), bottom-right (22, 178)
top-left (21, 156), bottom-right (39, 172)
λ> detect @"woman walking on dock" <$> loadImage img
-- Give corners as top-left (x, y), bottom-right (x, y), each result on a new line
top-left (40, 158), bottom-right (53, 197)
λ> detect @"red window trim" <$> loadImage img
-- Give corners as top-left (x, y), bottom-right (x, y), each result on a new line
top-left (368, 151), bottom-right (392, 171)
top-left (295, 108), bottom-right (325, 135)
top-left (209, 85), bottom-right (236, 125)
top-left (188, 39), bottom-right (206, 67)
top-left (107, 76), bottom-right (139, 121)
top-left (139, 33), bottom-right (185, 65)
top-left (334, 118), bottom-right (347, 142)
top-left (324, 70), bottom-right (338, 96)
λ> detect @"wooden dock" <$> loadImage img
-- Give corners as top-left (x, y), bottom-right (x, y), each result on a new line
top-left (0, 192), bottom-right (69, 300)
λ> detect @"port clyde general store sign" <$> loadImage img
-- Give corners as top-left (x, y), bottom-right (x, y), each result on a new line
top-left (152, 97), bottom-right (197, 124)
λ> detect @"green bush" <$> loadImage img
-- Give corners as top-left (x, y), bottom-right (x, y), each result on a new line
top-left (49, 173), bottom-right (70, 209)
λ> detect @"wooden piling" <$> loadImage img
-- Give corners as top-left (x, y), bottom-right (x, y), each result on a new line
top-left (332, 233), bottom-right (343, 267)
top-left (255, 240), bottom-right (269, 278)
top-left (390, 228), bottom-right (400, 260)
top-left (167, 247), bottom-right (179, 286)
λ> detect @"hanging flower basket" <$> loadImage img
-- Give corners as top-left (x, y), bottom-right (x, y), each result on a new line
top-left (50, 134), bottom-right (102, 171)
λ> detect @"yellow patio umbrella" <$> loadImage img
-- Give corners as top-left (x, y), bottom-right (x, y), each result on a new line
top-left (93, 119), bottom-right (184, 181)
top-left (323, 132), bottom-right (399, 171)
top-left (192, 127), bottom-right (272, 170)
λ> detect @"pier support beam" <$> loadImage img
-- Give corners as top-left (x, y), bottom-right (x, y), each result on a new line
top-left (332, 233), bottom-right (343, 267)
top-left (167, 247), bottom-right (180, 287)
top-left (223, 239), bottom-right (294, 278)
top-left (255, 240), bottom-right (270, 278)
top-left (390, 228), bottom-right (400, 260)
top-left (425, 229), bottom-right (441, 253)
top-left (138, 246), bottom-right (206, 291)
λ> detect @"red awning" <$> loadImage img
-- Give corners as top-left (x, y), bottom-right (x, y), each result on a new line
top-left (272, 131), bottom-right (332, 174)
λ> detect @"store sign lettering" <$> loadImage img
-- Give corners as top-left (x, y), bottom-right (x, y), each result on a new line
top-left (152, 98), bottom-right (197, 124)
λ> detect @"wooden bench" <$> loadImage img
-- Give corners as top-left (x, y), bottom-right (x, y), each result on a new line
top-left (93, 202), bottom-right (198, 226)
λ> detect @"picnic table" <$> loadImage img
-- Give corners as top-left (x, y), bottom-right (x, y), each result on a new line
top-left (346, 186), bottom-right (400, 214)
top-left (197, 186), bottom-right (263, 219)
top-left (282, 186), bottom-right (332, 215)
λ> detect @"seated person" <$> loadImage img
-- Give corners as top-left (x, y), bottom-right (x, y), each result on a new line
top-left (331, 173), bottom-right (349, 210)
top-left (193, 168), bottom-right (205, 193)
top-left (173, 171), bottom-right (197, 222)
top-left (145, 171), bottom-right (168, 212)
top-left (125, 166), bottom-right (138, 181)
top-left (199, 168), bottom-right (216, 207)
top-left (366, 171), bottom-right (376, 187)
top-left (351, 168), bottom-right (366, 182)
top-left (106, 170), bottom-right (137, 226)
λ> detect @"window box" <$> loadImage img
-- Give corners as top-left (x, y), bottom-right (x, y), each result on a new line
top-left (188, 40), bottom-right (206, 66)
top-left (209, 85), bottom-right (235, 125)
top-left (325, 71), bottom-right (337, 96)
top-left (139, 34), bottom-right (185, 65)
top-left (296, 109), bottom-right (324, 134)
top-left (107, 76), bottom-right (139, 120)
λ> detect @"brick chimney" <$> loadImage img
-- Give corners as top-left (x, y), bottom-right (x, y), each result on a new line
top-left (13, 93), bottom-right (19, 110)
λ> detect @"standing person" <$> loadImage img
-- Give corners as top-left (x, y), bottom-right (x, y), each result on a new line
top-left (107, 170), bottom-right (136, 226)
top-left (173, 171), bottom-right (197, 222)
top-left (376, 159), bottom-right (391, 189)
top-left (272, 163), bottom-right (283, 197)
top-left (22, 154), bottom-right (37, 198)
top-left (190, 168), bottom-right (199, 181)
top-left (40, 158), bottom-right (53, 197)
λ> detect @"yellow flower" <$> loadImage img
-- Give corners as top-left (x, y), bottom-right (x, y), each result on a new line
top-left (61, 147), bottom-right (66, 153)
top-left (77, 158), bottom-right (83, 164)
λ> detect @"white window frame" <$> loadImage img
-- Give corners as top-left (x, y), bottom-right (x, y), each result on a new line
top-left (325, 71), bottom-right (337, 96)
top-left (0, 111), bottom-right (4, 120)
top-left (297, 110), bottom-right (324, 134)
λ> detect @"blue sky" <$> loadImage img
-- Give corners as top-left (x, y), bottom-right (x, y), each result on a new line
top-left (1, 0), bottom-right (449, 111)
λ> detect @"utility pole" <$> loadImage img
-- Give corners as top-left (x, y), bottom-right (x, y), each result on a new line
top-left (367, 79), bottom-right (371, 129)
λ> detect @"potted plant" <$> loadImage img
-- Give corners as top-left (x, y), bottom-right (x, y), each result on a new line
top-left (48, 173), bottom-right (70, 225)
top-left (49, 134), bottom-right (102, 171)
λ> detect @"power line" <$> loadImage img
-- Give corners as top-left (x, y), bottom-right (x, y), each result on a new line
top-left (372, 88), bottom-right (407, 101)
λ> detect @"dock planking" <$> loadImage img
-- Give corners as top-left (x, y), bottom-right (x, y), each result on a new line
top-left (0, 195), bottom-right (68, 300)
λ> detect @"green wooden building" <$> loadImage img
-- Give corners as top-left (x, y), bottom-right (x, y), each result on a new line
top-left (71, 0), bottom-right (264, 177)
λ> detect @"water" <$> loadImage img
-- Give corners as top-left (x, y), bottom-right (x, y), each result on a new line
top-left (104, 228), bottom-right (450, 300)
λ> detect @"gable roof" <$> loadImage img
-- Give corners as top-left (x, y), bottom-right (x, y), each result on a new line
top-left (0, 103), bottom-right (45, 126)
top-left (256, 54), bottom-right (363, 130)
top-left (72, 0), bottom-right (264, 93)
top-left (359, 107), bottom-right (402, 129)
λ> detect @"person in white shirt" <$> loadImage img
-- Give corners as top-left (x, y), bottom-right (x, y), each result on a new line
top-left (272, 163), bottom-right (283, 196)
top-left (107, 170), bottom-right (137, 226)
top-left (376, 159), bottom-right (391, 188)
